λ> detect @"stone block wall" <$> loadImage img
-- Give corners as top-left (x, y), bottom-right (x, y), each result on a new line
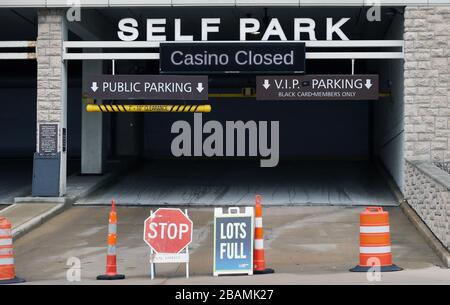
top-left (404, 6), bottom-right (450, 163)
top-left (405, 161), bottom-right (450, 251)
top-left (35, 9), bottom-right (68, 195)
top-left (36, 9), bottom-right (67, 136)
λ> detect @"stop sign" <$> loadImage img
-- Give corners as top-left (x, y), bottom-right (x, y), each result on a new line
top-left (143, 208), bottom-right (193, 254)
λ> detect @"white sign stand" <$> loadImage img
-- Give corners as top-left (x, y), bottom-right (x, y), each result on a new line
top-left (148, 209), bottom-right (190, 280)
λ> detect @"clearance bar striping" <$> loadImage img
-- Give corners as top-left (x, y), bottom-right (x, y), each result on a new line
top-left (86, 104), bottom-right (212, 113)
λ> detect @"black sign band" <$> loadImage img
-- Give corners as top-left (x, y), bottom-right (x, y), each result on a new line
top-left (84, 75), bottom-right (208, 100)
top-left (256, 75), bottom-right (379, 101)
top-left (160, 42), bottom-right (305, 74)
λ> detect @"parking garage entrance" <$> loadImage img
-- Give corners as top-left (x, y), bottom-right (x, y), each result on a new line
top-left (67, 7), bottom-right (405, 206)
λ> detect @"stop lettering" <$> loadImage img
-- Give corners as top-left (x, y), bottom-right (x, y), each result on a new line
top-left (143, 208), bottom-right (193, 254)
top-left (147, 222), bottom-right (189, 240)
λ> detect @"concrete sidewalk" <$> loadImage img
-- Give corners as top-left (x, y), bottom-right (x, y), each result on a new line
top-left (0, 203), bottom-right (66, 239)
top-left (15, 172), bottom-right (117, 204)
top-left (1, 170), bottom-right (119, 239)
top-left (12, 206), bottom-right (448, 285)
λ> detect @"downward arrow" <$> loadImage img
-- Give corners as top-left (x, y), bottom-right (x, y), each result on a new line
top-left (196, 82), bottom-right (204, 93)
top-left (263, 79), bottom-right (270, 90)
top-left (364, 79), bottom-right (373, 90)
top-left (91, 82), bottom-right (98, 92)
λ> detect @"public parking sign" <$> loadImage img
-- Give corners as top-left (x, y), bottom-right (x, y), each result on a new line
top-left (143, 208), bottom-right (193, 254)
top-left (84, 75), bottom-right (208, 100)
top-left (256, 75), bottom-right (379, 100)
top-left (213, 207), bottom-right (254, 276)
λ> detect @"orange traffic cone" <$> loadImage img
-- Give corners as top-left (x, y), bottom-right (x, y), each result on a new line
top-left (253, 195), bottom-right (274, 275)
top-left (0, 217), bottom-right (25, 284)
top-left (97, 199), bottom-right (125, 280)
top-left (350, 207), bottom-right (402, 272)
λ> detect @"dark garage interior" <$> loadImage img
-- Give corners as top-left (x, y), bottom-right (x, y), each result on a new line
top-left (0, 7), bottom-right (405, 206)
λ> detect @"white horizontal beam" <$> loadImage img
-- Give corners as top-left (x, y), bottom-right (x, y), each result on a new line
top-left (64, 40), bottom-right (404, 60)
top-left (306, 52), bottom-right (404, 59)
top-left (303, 40), bottom-right (403, 47)
top-left (64, 41), bottom-right (159, 49)
top-left (0, 41), bottom-right (36, 48)
top-left (64, 51), bottom-right (403, 60)
top-left (0, 53), bottom-right (36, 60)
top-left (161, 40), bottom-right (404, 48)
top-left (63, 53), bottom-right (160, 60)
top-left (65, 40), bottom-right (404, 49)
top-left (1, 0), bottom-right (450, 7)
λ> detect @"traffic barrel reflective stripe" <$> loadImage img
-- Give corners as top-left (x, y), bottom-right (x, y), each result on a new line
top-left (0, 258), bottom-right (14, 265)
top-left (360, 246), bottom-right (392, 254)
top-left (107, 246), bottom-right (116, 255)
top-left (253, 195), bottom-right (274, 275)
top-left (97, 199), bottom-right (125, 280)
top-left (350, 207), bottom-right (402, 272)
top-left (0, 239), bottom-right (12, 246)
top-left (254, 239), bottom-right (264, 249)
top-left (0, 229), bottom-right (11, 237)
top-left (0, 217), bottom-right (25, 284)
top-left (360, 226), bottom-right (390, 234)
top-left (108, 224), bottom-right (117, 235)
top-left (0, 247), bottom-right (13, 256)
top-left (86, 104), bottom-right (212, 113)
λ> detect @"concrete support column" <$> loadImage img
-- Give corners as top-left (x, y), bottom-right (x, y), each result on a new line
top-left (33, 9), bottom-right (68, 196)
top-left (82, 60), bottom-right (104, 174)
top-left (404, 6), bottom-right (450, 163)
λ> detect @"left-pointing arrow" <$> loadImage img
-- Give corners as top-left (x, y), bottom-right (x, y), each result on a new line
top-left (91, 82), bottom-right (99, 92)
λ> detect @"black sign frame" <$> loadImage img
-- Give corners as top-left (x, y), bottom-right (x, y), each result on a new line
top-left (84, 74), bottom-right (208, 100)
top-left (160, 42), bottom-right (306, 74)
top-left (256, 75), bottom-right (380, 101)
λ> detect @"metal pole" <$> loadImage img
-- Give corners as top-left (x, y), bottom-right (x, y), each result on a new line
top-left (149, 210), bottom-right (154, 280)
top-left (351, 59), bottom-right (355, 75)
top-left (185, 209), bottom-right (189, 279)
top-left (112, 59), bottom-right (115, 75)
top-left (150, 258), bottom-right (154, 280)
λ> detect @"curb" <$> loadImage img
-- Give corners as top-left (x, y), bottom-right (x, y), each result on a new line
top-left (400, 200), bottom-right (450, 268)
top-left (11, 203), bottom-right (70, 239)
top-left (9, 171), bottom-right (120, 240)
top-left (14, 172), bottom-right (117, 205)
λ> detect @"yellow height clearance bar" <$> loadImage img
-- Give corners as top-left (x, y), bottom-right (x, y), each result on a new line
top-left (86, 104), bottom-right (212, 113)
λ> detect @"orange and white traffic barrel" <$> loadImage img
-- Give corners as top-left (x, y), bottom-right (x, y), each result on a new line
top-left (0, 217), bottom-right (25, 284)
top-left (350, 207), bottom-right (402, 272)
top-left (253, 195), bottom-right (274, 275)
top-left (97, 199), bottom-right (125, 280)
